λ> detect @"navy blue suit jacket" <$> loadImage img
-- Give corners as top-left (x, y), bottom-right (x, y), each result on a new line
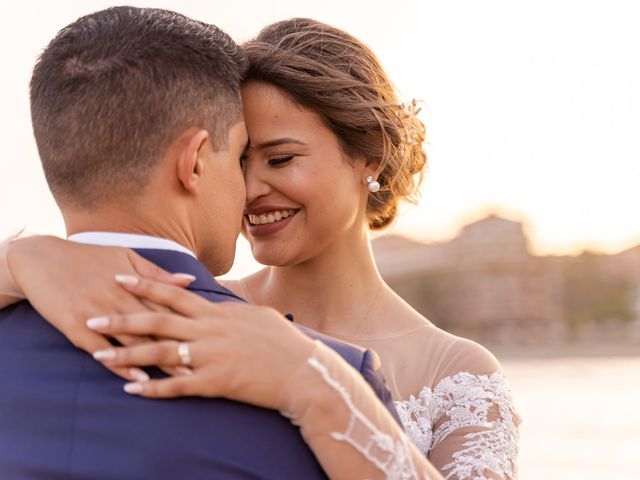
top-left (0, 248), bottom-right (398, 479)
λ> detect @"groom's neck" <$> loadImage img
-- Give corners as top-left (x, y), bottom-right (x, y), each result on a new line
top-left (62, 207), bottom-right (198, 256)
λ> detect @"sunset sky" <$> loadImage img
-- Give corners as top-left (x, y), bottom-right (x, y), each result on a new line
top-left (1, 0), bottom-right (638, 277)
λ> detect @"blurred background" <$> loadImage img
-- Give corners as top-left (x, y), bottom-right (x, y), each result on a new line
top-left (1, 1), bottom-right (639, 478)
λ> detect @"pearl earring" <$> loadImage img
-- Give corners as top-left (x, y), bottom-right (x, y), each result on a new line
top-left (366, 176), bottom-right (380, 193)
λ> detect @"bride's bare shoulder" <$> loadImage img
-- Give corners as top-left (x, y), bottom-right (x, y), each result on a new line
top-left (218, 269), bottom-right (269, 303)
top-left (218, 278), bottom-right (243, 297)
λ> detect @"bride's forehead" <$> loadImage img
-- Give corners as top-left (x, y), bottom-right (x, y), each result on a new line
top-left (243, 105), bottom-right (328, 143)
top-left (241, 81), bottom-right (313, 116)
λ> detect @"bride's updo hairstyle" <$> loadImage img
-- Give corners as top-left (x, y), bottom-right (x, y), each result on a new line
top-left (242, 18), bottom-right (426, 230)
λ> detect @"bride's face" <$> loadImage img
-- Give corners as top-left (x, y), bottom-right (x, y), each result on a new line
top-left (240, 81), bottom-right (369, 266)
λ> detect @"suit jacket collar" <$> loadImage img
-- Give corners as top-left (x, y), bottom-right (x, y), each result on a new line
top-left (133, 248), bottom-right (245, 302)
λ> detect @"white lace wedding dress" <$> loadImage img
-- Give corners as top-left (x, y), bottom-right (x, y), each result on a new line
top-left (327, 324), bottom-right (520, 479)
top-left (394, 370), bottom-right (518, 479)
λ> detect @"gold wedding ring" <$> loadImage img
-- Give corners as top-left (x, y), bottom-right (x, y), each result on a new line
top-left (177, 342), bottom-right (192, 366)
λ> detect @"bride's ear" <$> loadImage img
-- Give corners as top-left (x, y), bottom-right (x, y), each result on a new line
top-left (175, 128), bottom-right (211, 194)
top-left (359, 157), bottom-right (381, 187)
top-left (347, 152), bottom-right (380, 185)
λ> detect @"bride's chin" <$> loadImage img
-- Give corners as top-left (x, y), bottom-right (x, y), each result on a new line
top-left (250, 246), bottom-right (298, 268)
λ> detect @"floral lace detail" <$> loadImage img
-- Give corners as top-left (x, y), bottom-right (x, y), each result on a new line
top-left (307, 353), bottom-right (432, 479)
top-left (394, 371), bottom-right (519, 479)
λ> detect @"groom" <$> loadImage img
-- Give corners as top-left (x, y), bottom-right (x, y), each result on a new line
top-left (0, 7), bottom-right (397, 479)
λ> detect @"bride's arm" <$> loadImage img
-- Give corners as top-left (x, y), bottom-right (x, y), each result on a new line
top-left (87, 278), bottom-right (444, 480)
top-left (1, 235), bottom-right (195, 380)
top-left (285, 340), bottom-right (444, 479)
top-left (0, 236), bottom-right (24, 306)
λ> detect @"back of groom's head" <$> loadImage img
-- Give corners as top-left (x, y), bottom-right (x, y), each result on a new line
top-left (30, 6), bottom-right (247, 210)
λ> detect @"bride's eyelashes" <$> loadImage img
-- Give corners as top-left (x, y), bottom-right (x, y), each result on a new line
top-left (267, 155), bottom-right (294, 167)
top-left (239, 153), bottom-right (296, 170)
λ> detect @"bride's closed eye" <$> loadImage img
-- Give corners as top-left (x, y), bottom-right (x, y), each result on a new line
top-left (268, 155), bottom-right (294, 167)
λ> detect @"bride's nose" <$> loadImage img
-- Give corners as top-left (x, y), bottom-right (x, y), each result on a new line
top-left (244, 164), bottom-right (272, 203)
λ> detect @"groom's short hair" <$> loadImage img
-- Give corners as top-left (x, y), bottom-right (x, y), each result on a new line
top-left (30, 6), bottom-right (247, 209)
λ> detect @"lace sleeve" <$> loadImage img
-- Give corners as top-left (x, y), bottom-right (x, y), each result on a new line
top-left (0, 235), bottom-right (24, 303)
top-left (395, 371), bottom-right (520, 480)
top-left (282, 340), bottom-right (444, 479)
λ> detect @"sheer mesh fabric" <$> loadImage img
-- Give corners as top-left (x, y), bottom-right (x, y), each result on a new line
top-left (330, 326), bottom-right (520, 479)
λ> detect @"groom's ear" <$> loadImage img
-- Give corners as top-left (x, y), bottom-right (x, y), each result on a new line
top-left (175, 127), bottom-right (211, 194)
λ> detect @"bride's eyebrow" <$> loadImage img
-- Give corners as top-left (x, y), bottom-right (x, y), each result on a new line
top-left (253, 137), bottom-right (306, 149)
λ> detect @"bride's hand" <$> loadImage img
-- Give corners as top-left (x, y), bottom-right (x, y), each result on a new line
top-left (87, 275), bottom-right (316, 411)
top-left (7, 236), bottom-right (196, 381)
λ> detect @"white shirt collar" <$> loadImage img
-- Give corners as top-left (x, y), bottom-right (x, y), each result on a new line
top-left (67, 231), bottom-right (197, 258)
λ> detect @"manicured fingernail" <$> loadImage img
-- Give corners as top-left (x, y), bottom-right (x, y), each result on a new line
top-left (115, 274), bottom-right (139, 286)
top-left (129, 369), bottom-right (150, 382)
top-left (93, 349), bottom-right (116, 361)
top-left (124, 383), bottom-right (143, 394)
top-left (175, 366), bottom-right (194, 376)
top-left (86, 316), bottom-right (110, 329)
top-left (172, 273), bottom-right (196, 283)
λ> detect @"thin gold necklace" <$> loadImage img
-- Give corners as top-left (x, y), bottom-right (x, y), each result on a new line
top-left (241, 276), bottom-right (384, 336)
top-left (320, 282), bottom-right (384, 338)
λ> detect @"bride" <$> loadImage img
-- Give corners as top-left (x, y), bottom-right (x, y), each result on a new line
top-left (1, 18), bottom-right (519, 479)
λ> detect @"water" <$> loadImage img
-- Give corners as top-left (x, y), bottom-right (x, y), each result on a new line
top-left (501, 356), bottom-right (640, 479)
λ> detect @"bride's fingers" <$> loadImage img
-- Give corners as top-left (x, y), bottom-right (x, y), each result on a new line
top-left (113, 333), bottom-right (156, 348)
top-left (140, 298), bottom-right (172, 313)
top-left (110, 333), bottom-right (186, 377)
top-left (92, 340), bottom-right (190, 368)
top-left (112, 334), bottom-right (182, 377)
top-left (122, 375), bottom-right (202, 399)
top-left (113, 335), bottom-right (190, 381)
top-left (87, 312), bottom-right (198, 340)
top-left (114, 275), bottom-right (212, 317)
top-left (66, 329), bottom-right (148, 382)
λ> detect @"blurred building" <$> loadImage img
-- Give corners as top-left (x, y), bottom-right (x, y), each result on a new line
top-left (373, 215), bottom-right (640, 344)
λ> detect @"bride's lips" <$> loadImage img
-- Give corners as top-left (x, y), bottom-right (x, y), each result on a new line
top-left (244, 206), bottom-right (300, 238)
